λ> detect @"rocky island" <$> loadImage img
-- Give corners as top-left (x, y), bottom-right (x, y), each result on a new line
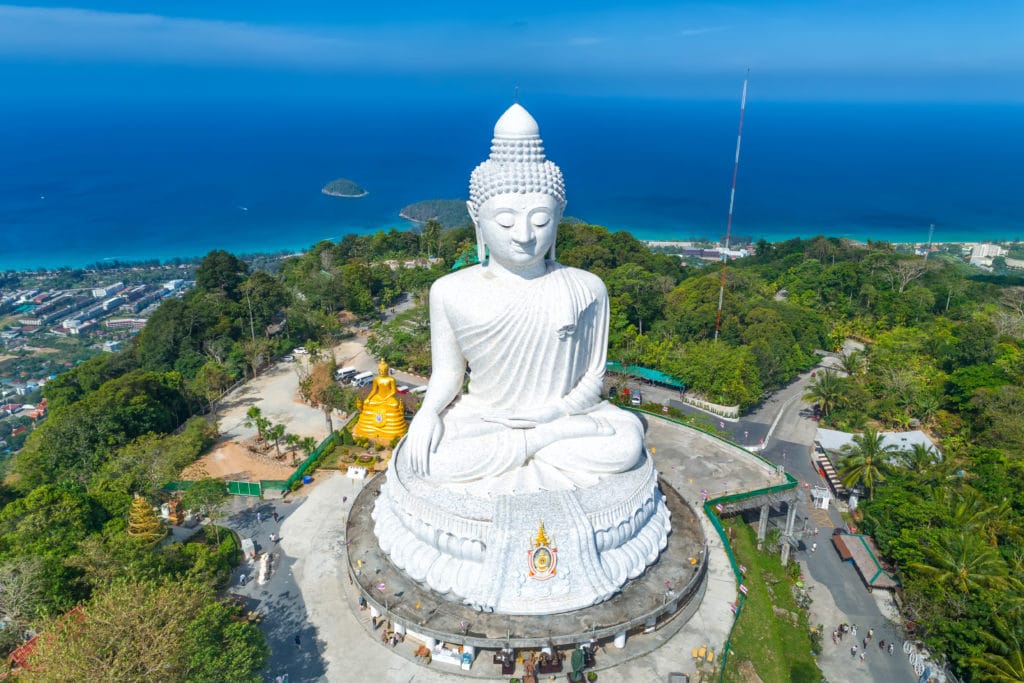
top-left (399, 198), bottom-right (470, 228)
top-left (321, 178), bottom-right (368, 198)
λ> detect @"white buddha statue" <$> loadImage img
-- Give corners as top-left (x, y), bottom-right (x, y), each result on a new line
top-left (373, 104), bottom-right (670, 614)
top-left (404, 104), bottom-right (643, 496)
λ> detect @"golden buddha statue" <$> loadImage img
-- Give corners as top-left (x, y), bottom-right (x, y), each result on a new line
top-left (352, 359), bottom-right (407, 444)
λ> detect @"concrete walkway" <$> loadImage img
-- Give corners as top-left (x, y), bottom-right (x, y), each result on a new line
top-left (247, 416), bottom-right (786, 682)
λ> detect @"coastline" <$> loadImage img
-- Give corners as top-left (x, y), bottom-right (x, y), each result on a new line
top-left (320, 189), bottom-right (369, 198)
top-left (0, 222), bottom-right (1015, 275)
top-left (397, 210), bottom-right (421, 225)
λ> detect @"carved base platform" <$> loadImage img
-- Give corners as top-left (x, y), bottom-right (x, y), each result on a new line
top-left (372, 449), bottom-right (671, 614)
top-left (348, 472), bottom-right (706, 652)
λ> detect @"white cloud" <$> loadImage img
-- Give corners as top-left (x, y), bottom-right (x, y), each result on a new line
top-left (0, 5), bottom-right (359, 67)
top-left (677, 26), bottom-right (730, 37)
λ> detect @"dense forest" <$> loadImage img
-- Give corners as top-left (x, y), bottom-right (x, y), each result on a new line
top-left (1, 222), bottom-right (1021, 680)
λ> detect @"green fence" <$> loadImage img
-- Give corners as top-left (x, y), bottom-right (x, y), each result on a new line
top-left (227, 480), bottom-right (262, 497)
top-left (704, 475), bottom-right (798, 681)
top-left (282, 431), bottom-right (337, 490)
top-left (163, 431), bottom-right (338, 497)
top-left (634, 409), bottom-right (800, 682)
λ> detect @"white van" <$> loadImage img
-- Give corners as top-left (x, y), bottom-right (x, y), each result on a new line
top-left (351, 371), bottom-right (374, 387)
top-left (335, 366), bottom-right (358, 382)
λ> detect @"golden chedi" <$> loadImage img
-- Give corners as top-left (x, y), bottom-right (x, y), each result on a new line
top-left (352, 359), bottom-right (407, 444)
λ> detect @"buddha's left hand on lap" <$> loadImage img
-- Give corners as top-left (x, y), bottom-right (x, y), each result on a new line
top-left (482, 404), bottom-right (566, 429)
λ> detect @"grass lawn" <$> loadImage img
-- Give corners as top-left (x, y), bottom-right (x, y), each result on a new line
top-left (722, 523), bottom-right (822, 683)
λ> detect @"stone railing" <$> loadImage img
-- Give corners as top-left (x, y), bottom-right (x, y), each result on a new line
top-left (681, 392), bottom-right (740, 419)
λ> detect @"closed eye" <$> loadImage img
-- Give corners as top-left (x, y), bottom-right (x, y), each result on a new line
top-left (495, 212), bottom-right (515, 228)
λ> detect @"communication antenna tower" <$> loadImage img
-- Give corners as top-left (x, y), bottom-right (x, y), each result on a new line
top-left (714, 73), bottom-right (749, 341)
top-left (925, 223), bottom-right (935, 259)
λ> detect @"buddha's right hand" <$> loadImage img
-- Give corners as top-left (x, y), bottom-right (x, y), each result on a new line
top-left (406, 410), bottom-right (444, 476)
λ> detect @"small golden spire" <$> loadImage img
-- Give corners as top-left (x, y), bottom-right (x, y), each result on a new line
top-left (535, 520), bottom-right (550, 548)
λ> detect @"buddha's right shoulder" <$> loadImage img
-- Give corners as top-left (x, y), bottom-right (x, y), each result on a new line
top-left (430, 266), bottom-right (482, 298)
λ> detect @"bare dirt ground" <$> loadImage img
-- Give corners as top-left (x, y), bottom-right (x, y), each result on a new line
top-left (182, 340), bottom-right (376, 483)
top-left (180, 441), bottom-right (294, 482)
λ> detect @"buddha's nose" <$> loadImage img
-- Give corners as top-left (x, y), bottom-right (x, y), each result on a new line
top-left (511, 217), bottom-right (534, 245)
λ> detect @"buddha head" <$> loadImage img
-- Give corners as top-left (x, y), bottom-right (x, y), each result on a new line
top-left (468, 104), bottom-right (566, 267)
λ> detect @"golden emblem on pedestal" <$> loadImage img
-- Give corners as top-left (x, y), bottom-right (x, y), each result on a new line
top-left (352, 359), bottom-right (407, 444)
top-left (527, 520), bottom-right (557, 580)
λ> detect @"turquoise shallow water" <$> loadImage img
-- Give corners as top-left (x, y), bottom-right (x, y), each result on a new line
top-left (0, 97), bottom-right (1020, 270)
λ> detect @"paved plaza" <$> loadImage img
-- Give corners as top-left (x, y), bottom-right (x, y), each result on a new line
top-left (231, 416), bottom-right (788, 682)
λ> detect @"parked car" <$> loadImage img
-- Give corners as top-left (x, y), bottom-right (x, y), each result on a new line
top-left (630, 392), bottom-right (642, 406)
top-left (396, 385), bottom-right (410, 394)
top-left (281, 354), bottom-right (295, 362)
top-left (409, 385), bottom-right (428, 395)
top-left (293, 347), bottom-right (309, 355)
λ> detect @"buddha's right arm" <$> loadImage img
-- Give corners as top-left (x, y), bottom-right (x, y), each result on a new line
top-left (420, 281), bottom-right (466, 416)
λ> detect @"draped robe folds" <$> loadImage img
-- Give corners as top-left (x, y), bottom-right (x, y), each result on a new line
top-left (425, 263), bottom-right (644, 494)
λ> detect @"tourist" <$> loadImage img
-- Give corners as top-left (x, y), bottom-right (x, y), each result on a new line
top-left (852, 624), bottom-right (858, 637)
top-left (831, 631), bottom-right (838, 645)
top-left (888, 643), bottom-right (895, 656)
top-left (239, 573), bottom-right (247, 586)
top-left (851, 644), bottom-right (858, 657)
top-left (868, 627), bottom-right (874, 640)
top-left (813, 527), bottom-right (819, 537)
top-left (273, 511), bottom-right (279, 523)
top-left (879, 639), bottom-right (885, 650)
top-left (862, 637), bottom-right (867, 649)
top-left (811, 542), bottom-right (817, 552)
top-left (860, 651), bottom-right (866, 662)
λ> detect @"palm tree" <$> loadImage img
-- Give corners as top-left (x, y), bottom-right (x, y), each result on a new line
top-left (970, 614), bottom-right (1024, 682)
top-left (803, 369), bottom-right (845, 417)
top-left (837, 350), bottom-right (865, 378)
top-left (909, 531), bottom-right (1009, 594)
top-left (267, 423), bottom-right (286, 458)
top-left (244, 406), bottom-right (269, 442)
top-left (839, 427), bottom-right (896, 499)
top-left (896, 443), bottom-right (939, 474)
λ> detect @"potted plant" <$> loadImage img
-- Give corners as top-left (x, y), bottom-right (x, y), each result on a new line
top-left (586, 672), bottom-right (598, 681)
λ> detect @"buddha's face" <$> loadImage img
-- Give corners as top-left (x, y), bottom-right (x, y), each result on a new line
top-left (472, 193), bottom-right (562, 269)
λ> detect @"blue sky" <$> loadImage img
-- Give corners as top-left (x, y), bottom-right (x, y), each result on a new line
top-left (1, 1), bottom-right (1022, 103)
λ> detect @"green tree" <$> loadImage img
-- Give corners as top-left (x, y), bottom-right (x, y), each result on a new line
top-left (970, 614), bottom-right (1024, 683)
top-left (25, 578), bottom-right (266, 682)
top-left (909, 531), bottom-right (1009, 594)
top-left (244, 406), bottom-right (269, 442)
top-left (839, 427), bottom-right (896, 499)
top-left (266, 423), bottom-right (286, 458)
top-left (195, 249), bottom-right (249, 299)
top-left (180, 479), bottom-right (229, 544)
top-left (181, 600), bottom-right (270, 682)
top-left (802, 369), bottom-right (845, 417)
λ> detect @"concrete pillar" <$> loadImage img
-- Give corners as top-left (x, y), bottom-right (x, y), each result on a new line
top-left (780, 500), bottom-right (799, 566)
top-left (785, 501), bottom-right (799, 535)
top-left (369, 605), bottom-right (381, 619)
top-left (756, 503), bottom-right (770, 550)
top-left (613, 631), bottom-right (627, 649)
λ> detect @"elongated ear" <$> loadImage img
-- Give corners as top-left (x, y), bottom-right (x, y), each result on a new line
top-left (549, 202), bottom-right (565, 261)
top-left (468, 201), bottom-right (486, 264)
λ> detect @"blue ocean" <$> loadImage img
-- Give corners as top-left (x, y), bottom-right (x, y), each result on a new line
top-left (0, 96), bottom-right (1021, 270)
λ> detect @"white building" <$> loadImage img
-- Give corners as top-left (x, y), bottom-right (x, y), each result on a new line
top-left (969, 243), bottom-right (1007, 270)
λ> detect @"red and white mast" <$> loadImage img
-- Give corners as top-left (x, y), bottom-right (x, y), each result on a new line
top-left (714, 73), bottom-right (749, 341)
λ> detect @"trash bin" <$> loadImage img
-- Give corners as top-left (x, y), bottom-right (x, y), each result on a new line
top-left (302, 475), bottom-right (313, 485)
